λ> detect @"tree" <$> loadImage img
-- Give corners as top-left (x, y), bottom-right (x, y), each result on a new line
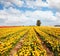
top-left (36, 20), bottom-right (41, 26)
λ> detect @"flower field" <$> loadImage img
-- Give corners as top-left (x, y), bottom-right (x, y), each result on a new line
top-left (0, 26), bottom-right (60, 56)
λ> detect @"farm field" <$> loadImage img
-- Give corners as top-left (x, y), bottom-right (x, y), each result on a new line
top-left (0, 26), bottom-right (60, 56)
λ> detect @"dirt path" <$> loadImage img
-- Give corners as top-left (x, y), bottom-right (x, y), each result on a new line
top-left (34, 28), bottom-right (54, 56)
top-left (9, 32), bottom-right (28, 56)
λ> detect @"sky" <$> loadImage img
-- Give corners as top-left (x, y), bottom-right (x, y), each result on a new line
top-left (0, 0), bottom-right (60, 26)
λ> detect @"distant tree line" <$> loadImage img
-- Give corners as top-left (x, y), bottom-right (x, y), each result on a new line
top-left (55, 25), bottom-right (60, 27)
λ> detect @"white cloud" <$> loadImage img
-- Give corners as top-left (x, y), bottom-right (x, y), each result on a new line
top-left (0, 7), bottom-right (60, 26)
top-left (0, 0), bottom-right (24, 8)
top-left (25, 0), bottom-right (60, 11)
top-left (0, 7), bottom-right (31, 25)
top-left (56, 12), bottom-right (60, 21)
top-left (47, 0), bottom-right (60, 10)
top-left (0, 0), bottom-right (49, 9)
top-left (25, 0), bottom-right (48, 8)
top-left (10, 0), bottom-right (24, 7)
top-left (0, 0), bottom-right (60, 11)
top-left (0, 0), bottom-right (60, 26)
top-left (25, 10), bottom-right (57, 21)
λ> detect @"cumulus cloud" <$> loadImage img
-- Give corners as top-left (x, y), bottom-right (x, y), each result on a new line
top-left (11, 0), bottom-right (24, 7)
top-left (0, 7), bottom-right (32, 25)
top-left (0, 0), bottom-right (24, 8)
top-left (0, 7), bottom-right (60, 26)
top-left (0, 0), bottom-right (60, 26)
top-left (0, 0), bottom-right (49, 8)
top-left (0, 0), bottom-right (60, 10)
top-left (56, 12), bottom-right (60, 21)
top-left (25, 10), bottom-right (57, 21)
top-left (25, 0), bottom-right (48, 9)
top-left (25, 0), bottom-right (60, 11)
top-left (47, 0), bottom-right (60, 10)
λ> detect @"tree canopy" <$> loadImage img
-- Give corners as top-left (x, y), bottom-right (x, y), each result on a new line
top-left (36, 20), bottom-right (41, 26)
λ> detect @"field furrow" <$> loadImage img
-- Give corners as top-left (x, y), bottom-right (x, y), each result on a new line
top-left (0, 26), bottom-right (60, 56)
top-left (9, 30), bottom-right (29, 56)
top-left (34, 28), bottom-right (54, 56)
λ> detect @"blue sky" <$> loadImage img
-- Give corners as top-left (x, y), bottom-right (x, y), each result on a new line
top-left (0, 0), bottom-right (60, 26)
